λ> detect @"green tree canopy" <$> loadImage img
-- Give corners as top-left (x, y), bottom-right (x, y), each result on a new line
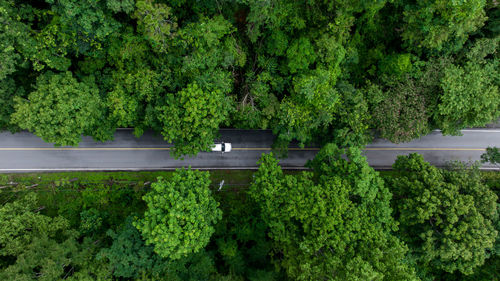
top-left (400, 0), bottom-right (487, 52)
top-left (45, 0), bottom-right (121, 56)
top-left (11, 71), bottom-right (108, 146)
top-left (249, 145), bottom-right (418, 280)
top-left (481, 147), bottom-right (500, 166)
top-left (98, 217), bottom-right (166, 279)
top-left (0, 193), bottom-right (71, 257)
top-left (370, 79), bottom-right (430, 143)
top-left (389, 153), bottom-right (498, 275)
top-left (157, 83), bottom-right (233, 157)
top-left (0, 193), bottom-right (103, 280)
top-left (435, 60), bottom-right (499, 134)
top-left (134, 169), bottom-right (222, 259)
top-left (133, 0), bottom-right (177, 52)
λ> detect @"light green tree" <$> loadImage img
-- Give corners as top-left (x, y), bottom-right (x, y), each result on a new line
top-left (0, 193), bottom-right (71, 257)
top-left (436, 60), bottom-right (499, 134)
top-left (134, 169), bottom-right (222, 259)
top-left (157, 83), bottom-right (233, 157)
top-left (11, 72), bottom-right (108, 146)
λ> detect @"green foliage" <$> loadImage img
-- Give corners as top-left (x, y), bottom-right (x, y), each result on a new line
top-left (0, 78), bottom-right (22, 131)
top-left (231, 71), bottom-right (281, 130)
top-left (212, 190), bottom-right (278, 279)
top-left (249, 147), bottom-right (418, 280)
top-left (46, 0), bottom-right (121, 55)
top-left (0, 0), bottom-right (24, 80)
top-left (390, 154), bottom-right (498, 275)
top-left (98, 217), bottom-right (165, 278)
top-left (371, 78), bottom-right (430, 142)
top-left (134, 169), bottom-right (222, 259)
top-left (79, 208), bottom-right (104, 235)
top-left (286, 37), bottom-right (317, 74)
top-left (0, 234), bottom-right (80, 280)
top-left (107, 0), bottom-right (135, 14)
top-left (0, 0), bottom-right (497, 154)
top-left (327, 82), bottom-right (371, 148)
top-left (133, 0), bottom-right (177, 52)
top-left (378, 53), bottom-right (413, 77)
top-left (0, 193), bottom-right (70, 257)
top-left (170, 15), bottom-right (242, 91)
top-left (161, 250), bottom-right (217, 281)
top-left (11, 71), bottom-right (109, 146)
top-left (0, 193), bottom-right (101, 280)
top-left (157, 83), bottom-right (233, 157)
top-left (465, 37), bottom-right (499, 61)
top-left (481, 147), bottom-right (500, 166)
top-left (275, 68), bottom-right (340, 147)
top-left (400, 0), bottom-right (487, 52)
top-left (436, 60), bottom-right (499, 134)
top-left (1, 169), bottom-right (498, 280)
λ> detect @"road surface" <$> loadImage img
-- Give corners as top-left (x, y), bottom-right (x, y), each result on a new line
top-left (0, 129), bottom-right (498, 172)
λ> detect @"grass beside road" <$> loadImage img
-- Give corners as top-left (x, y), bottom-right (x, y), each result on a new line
top-left (0, 169), bottom-right (497, 221)
top-left (0, 170), bottom-right (256, 189)
top-left (0, 170), bottom-right (257, 219)
top-left (1, 169), bottom-right (496, 205)
top-left (1, 169), bottom-right (497, 192)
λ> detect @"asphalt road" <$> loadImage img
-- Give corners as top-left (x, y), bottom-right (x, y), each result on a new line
top-left (0, 129), bottom-right (498, 172)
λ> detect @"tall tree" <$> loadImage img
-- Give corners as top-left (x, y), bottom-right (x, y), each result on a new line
top-left (481, 147), bottom-right (500, 166)
top-left (400, 0), bottom-right (487, 52)
top-left (98, 217), bottom-right (167, 279)
top-left (389, 153), bottom-right (498, 275)
top-left (157, 83), bottom-right (233, 157)
top-left (134, 169), bottom-right (222, 259)
top-left (133, 0), bottom-right (177, 53)
top-left (369, 76), bottom-right (430, 143)
top-left (435, 60), bottom-right (499, 134)
top-left (11, 71), bottom-right (110, 146)
top-left (249, 145), bottom-right (418, 280)
top-left (0, 193), bottom-right (106, 280)
top-left (45, 0), bottom-right (121, 56)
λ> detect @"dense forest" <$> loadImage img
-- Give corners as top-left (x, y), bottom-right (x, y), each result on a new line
top-left (0, 151), bottom-right (498, 280)
top-left (1, 0), bottom-right (499, 280)
top-left (1, 0), bottom-right (499, 156)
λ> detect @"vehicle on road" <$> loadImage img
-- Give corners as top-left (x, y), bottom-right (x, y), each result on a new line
top-left (212, 142), bottom-right (232, 153)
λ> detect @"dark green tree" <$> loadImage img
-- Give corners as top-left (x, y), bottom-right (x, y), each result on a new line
top-left (481, 147), bottom-right (500, 166)
top-left (98, 217), bottom-right (166, 279)
top-left (45, 0), bottom-right (121, 56)
top-left (0, 193), bottom-right (107, 280)
top-left (370, 78), bottom-right (430, 143)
